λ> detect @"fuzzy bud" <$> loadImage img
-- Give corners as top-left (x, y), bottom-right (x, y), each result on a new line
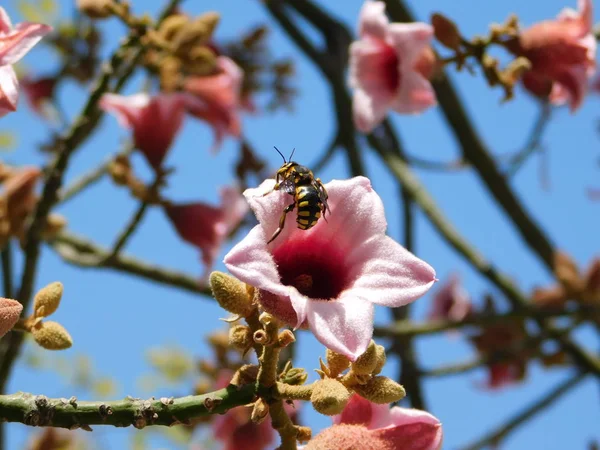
top-left (33, 282), bottom-right (63, 319)
top-left (158, 14), bottom-right (189, 42)
top-left (353, 376), bottom-right (406, 404)
top-left (554, 251), bottom-right (583, 293)
top-left (0, 298), bottom-right (23, 338)
top-left (231, 364), bottom-right (259, 387)
top-left (310, 378), bottom-right (351, 416)
top-left (431, 13), bottom-right (461, 50)
top-left (277, 329), bottom-right (296, 348)
top-left (372, 345), bottom-right (386, 375)
top-left (229, 325), bottom-right (253, 352)
top-left (251, 398), bottom-right (270, 424)
top-left (326, 349), bottom-right (350, 377)
top-left (41, 214), bottom-right (67, 240)
top-left (351, 341), bottom-right (377, 375)
top-left (76, 0), bottom-right (114, 19)
top-left (32, 321), bottom-right (73, 350)
top-left (173, 12), bottom-right (220, 54)
top-left (210, 272), bottom-right (255, 317)
top-left (296, 426), bottom-right (312, 442)
top-left (281, 368), bottom-right (308, 386)
top-left (502, 57), bottom-right (531, 84)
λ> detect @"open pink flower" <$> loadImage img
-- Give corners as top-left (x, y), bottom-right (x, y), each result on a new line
top-left (427, 274), bottom-right (472, 322)
top-left (184, 56), bottom-right (243, 153)
top-left (165, 186), bottom-right (248, 280)
top-left (224, 176), bottom-right (436, 360)
top-left (100, 92), bottom-right (197, 171)
top-left (349, 1), bottom-right (436, 133)
top-left (506, 0), bottom-right (596, 111)
top-left (0, 7), bottom-right (52, 117)
top-left (304, 394), bottom-right (442, 450)
top-left (0, 297), bottom-right (22, 337)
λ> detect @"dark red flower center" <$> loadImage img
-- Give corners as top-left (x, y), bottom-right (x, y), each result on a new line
top-left (272, 236), bottom-right (349, 300)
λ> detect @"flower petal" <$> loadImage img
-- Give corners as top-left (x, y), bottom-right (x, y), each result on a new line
top-left (345, 235), bottom-right (436, 308)
top-left (387, 22), bottom-right (433, 66)
top-left (391, 70), bottom-right (437, 114)
top-left (0, 64), bottom-right (18, 117)
top-left (333, 394), bottom-right (392, 429)
top-left (0, 21), bottom-right (52, 66)
top-left (358, 1), bottom-right (389, 39)
top-left (373, 407), bottom-right (443, 450)
top-left (100, 93), bottom-right (151, 129)
top-left (224, 225), bottom-right (291, 299)
top-left (306, 294), bottom-right (374, 361)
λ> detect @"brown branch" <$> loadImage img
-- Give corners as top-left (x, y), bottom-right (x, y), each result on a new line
top-left (459, 372), bottom-right (587, 450)
top-left (50, 231), bottom-right (211, 297)
top-left (383, 0), bottom-right (556, 273)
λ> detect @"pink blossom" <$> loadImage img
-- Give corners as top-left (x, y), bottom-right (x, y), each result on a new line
top-left (0, 8), bottom-right (51, 117)
top-left (506, 0), bottom-right (596, 111)
top-left (100, 92), bottom-right (195, 171)
top-left (0, 297), bottom-right (22, 337)
top-left (304, 394), bottom-right (442, 450)
top-left (481, 362), bottom-right (526, 390)
top-left (427, 274), bottom-right (472, 322)
top-left (348, 1), bottom-right (437, 133)
top-left (224, 176), bottom-right (436, 360)
top-left (20, 75), bottom-right (56, 117)
top-left (184, 56), bottom-right (243, 153)
top-left (165, 186), bottom-right (248, 279)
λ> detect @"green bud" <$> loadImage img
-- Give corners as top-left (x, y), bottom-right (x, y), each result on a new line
top-left (354, 376), bottom-right (406, 404)
top-left (310, 378), bottom-right (351, 416)
top-left (351, 341), bottom-right (377, 375)
top-left (372, 345), bottom-right (386, 375)
top-left (210, 272), bottom-right (255, 317)
top-left (229, 325), bottom-right (252, 353)
top-left (282, 368), bottom-right (308, 386)
top-left (326, 349), bottom-right (350, 377)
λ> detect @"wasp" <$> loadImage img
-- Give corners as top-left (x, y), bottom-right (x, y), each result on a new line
top-left (263, 147), bottom-right (329, 244)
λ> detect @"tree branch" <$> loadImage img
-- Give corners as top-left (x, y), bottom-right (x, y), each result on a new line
top-left (50, 231), bottom-right (211, 297)
top-left (459, 372), bottom-right (587, 450)
top-left (383, 0), bottom-right (556, 273)
top-left (0, 384), bottom-right (256, 430)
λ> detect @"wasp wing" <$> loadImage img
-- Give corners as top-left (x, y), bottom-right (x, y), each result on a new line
top-left (313, 180), bottom-right (330, 218)
top-left (280, 178), bottom-right (296, 194)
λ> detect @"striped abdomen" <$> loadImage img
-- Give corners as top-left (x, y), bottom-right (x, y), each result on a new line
top-left (295, 185), bottom-right (322, 230)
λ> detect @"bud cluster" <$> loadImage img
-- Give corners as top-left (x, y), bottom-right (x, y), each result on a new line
top-left (19, 282), bottom-right (72, 350)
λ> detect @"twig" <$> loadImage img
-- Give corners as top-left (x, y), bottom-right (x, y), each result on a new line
top-left (406, 155), bottom-right (469, 172)
top-left (50, 231), bottom-right (211, 297)
top-left (374, 304), bottom-right (597, 339)
top-left (505, 103), bottom-right (552, 177)
top-left (58, 144), bottom-right (134, 205)
top-left (459, 372), bottom-right (587, 450)
top-left (1, 244), bottom-right (12, 299)
top-left (0, 384), bottom-right (256, 429)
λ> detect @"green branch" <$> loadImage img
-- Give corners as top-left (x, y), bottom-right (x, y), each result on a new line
top-left (374, 304), bottom-right (598, 339)
top-left (50, 231), bottom-right (212, 297)
top-left (459, 372), bottom-right (587, 450)
top-left (0, 384), bottom-right (256, 430)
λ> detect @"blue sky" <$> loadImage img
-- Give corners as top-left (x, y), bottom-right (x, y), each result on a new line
top-left (3, 0), bottom-right (600, 449)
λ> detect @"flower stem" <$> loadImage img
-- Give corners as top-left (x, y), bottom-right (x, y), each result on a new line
top-left (275, 382), bottom-right (313, 401)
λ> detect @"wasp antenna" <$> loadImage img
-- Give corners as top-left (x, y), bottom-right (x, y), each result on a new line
top-left (274, 146), bottom-right (286, 163)
top-left (289, 147), bottom-right (296, 161)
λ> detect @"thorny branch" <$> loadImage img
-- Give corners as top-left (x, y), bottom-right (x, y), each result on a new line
top-left (0, 385), bottom-right (257, 430)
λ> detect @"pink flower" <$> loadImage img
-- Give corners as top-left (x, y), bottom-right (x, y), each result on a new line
top-left (224, 176), bottom-right (436, 360)
top-left (303, 394), bottom-right (442, 450)
top-left (20, 75), bottom-right (56, 117)
top-left (0, 297), bottom-right (22, 337)
top-left (184, 56), bottom-right (243, 153)
top-left (481, 362), bottom-right (526, 390)
top-left (0, 8), bottom-right (51, 118)
top-left (427, 274), bottom-right (472, 322)
top-left (348, 1), bottom-right (437, 133)
top-left (165, 186), bottom-right (248, 279)
top-left (100, 93), bottom-right (195, 171)
top-left (506, 0), bottom-right (596, 111)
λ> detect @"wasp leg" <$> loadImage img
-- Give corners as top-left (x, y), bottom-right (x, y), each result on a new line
top-left (267, 202), bottom-right (295, 244)
top-left (262, 182), bottom-right (281, 197)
